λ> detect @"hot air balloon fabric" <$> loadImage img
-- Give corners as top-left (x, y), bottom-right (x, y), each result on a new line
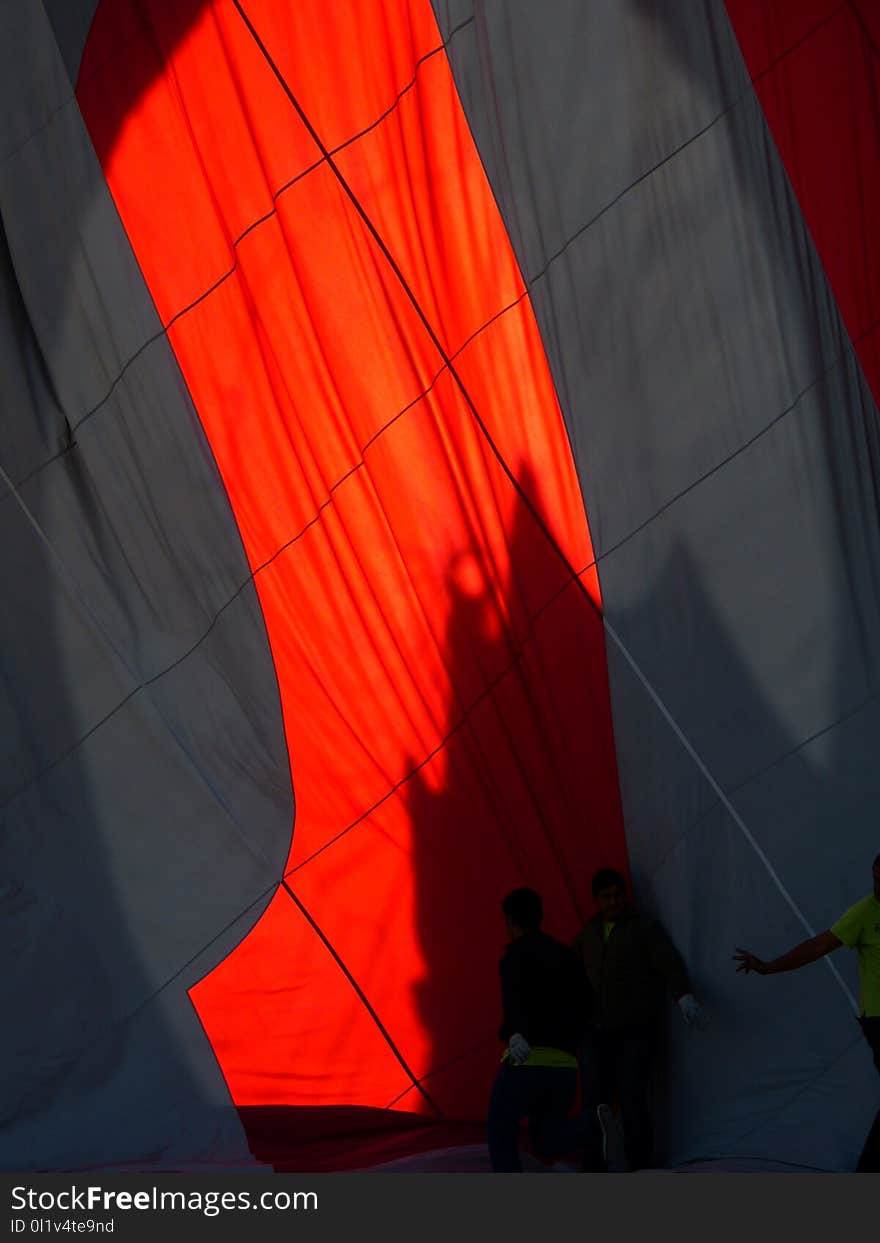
top-left (2, 0), bottom-right (878, 1171)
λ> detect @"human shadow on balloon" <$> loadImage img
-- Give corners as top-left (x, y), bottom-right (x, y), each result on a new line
top-left (399, 458), bottom-right (628, 1128)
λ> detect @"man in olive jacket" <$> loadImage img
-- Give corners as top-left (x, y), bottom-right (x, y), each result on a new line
top-left (573, 868), bottom-right (708, 1170)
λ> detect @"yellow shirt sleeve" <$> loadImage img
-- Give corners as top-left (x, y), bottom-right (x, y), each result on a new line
top-left (831, 896), bottom-right (870, 948)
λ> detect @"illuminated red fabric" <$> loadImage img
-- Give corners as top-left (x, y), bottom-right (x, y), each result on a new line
top-left (725, 0), bottom-right (880, 403)
top-left (78, 0), bottom-right (627, 1122)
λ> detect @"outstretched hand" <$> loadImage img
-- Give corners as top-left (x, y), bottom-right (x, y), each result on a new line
top-left (733, 948), bottom-right (767, 974)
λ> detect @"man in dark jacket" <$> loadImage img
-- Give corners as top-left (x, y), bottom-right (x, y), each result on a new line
top-left (488, 887), bottom-right (609, 1172)
top-left (573, 869), bottom-right (708, 1171)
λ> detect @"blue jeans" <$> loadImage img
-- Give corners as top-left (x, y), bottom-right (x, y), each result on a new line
top-left (488, 1064), bottom-right (597, 1172)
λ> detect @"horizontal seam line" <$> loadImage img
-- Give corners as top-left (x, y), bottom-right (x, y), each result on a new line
top-left (9, 6), bottom-right (844, 499)
top-left (0, 291), bottom-right (535, 811)
top-left (645, 691), bottom-right (880, 883)
top-left (2, 17), bottom-right (474, 496)
top-left (592, 311), bottom-right (880, 566)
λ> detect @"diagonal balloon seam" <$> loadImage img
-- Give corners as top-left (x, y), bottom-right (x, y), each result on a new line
top-left (7, 0), bottom-right (878, 1169)
top-left (3, 1), bottom-right (861, 1091)
top-left (228, 0), bottom-right (861, 1014)
top-left (282, 881), bottom-right (444, 1117)
top-left (1, 6), bottom-right (864, 1135)
top-left (2, 2), bottom-right (845, 502)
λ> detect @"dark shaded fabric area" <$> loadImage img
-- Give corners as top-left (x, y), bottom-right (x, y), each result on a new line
top-left (42, 0), bottom-right (101, 84)
top-left (434, 0), bottom-right (880, 1168)
top-left (238, 1105), bottom-right (484, 1173)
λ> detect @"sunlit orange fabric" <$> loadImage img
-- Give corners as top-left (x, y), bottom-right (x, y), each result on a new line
top-left (78, 0), bottom-right (627, 1120)
top-left (725, 0), bottom-right (880, 404)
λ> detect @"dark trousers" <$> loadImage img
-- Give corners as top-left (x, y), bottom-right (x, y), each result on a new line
top-left (856, 1016), bottom-right (880, 1173)
top-left (488, 1064), bottom-right (599, 1172)
top-left (580, 1024), bottom-right (657, 1171)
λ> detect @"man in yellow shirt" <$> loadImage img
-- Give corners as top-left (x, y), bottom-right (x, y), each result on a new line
top-left (489, 888), bottom-right (609, 1172)
top-left (734, 853), bottom-right (880, 1172)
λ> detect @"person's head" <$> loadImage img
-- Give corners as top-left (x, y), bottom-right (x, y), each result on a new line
top-left (591, 868), bottom-right (628, 921)
top-left (873, 854), bottom-right (880, 899)
top-left (502, 887), bottom-right (543, 939)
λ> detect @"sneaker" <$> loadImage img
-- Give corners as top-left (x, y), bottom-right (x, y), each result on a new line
top-left (581, 1103), bottom-right (612, 1172)
top-left (596, 1103), bottom-right (612, 1165)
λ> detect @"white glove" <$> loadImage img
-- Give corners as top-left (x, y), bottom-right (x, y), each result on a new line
top-left (508, 1033), bottom-right (531, 1065)
top-left (678, 994), bottom-right (709, 1030)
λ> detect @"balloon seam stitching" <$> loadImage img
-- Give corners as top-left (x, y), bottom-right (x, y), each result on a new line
top-left (281, 880), bottom-right (444, 1117)
top-left (230, 0), bottom-right (861, 1016)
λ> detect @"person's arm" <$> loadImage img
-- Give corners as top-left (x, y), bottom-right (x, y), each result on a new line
top-left (646, 921), bottom-right (709, 1028)
top-left (733, 929), bottom-right (842, 975)
top-left (498, 949), bottom-right (533, 1064)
